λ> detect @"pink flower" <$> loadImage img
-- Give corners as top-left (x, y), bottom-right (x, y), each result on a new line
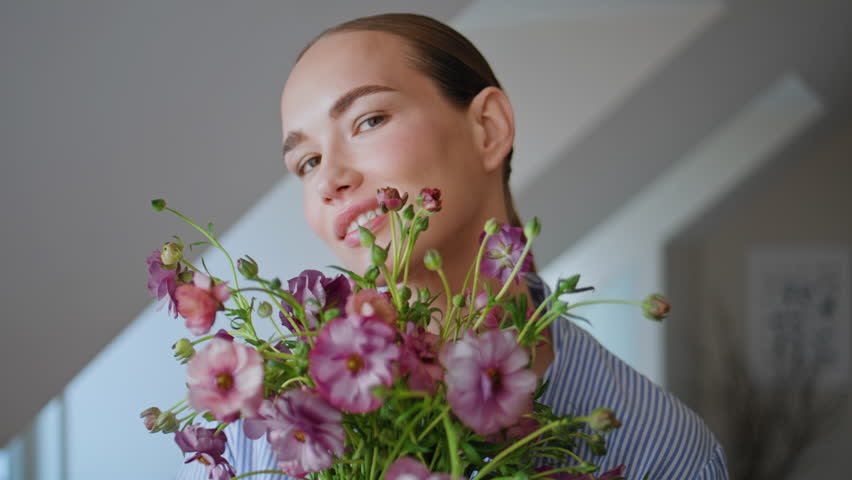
top-left (377, 186), bottom-right (408, 211)
top-left (309, 314), bottom-right (401, 413)
top-left (174, 424), bottom-right (236, 479)
top-left (439, 329), bottom-right (538, 435)
top-left (399, 322), bottom-right (443, 393)
top-left (175, 272), bottom-right (230, 336)
top-left (187, 337), bottom-right (264, 422)
top-left (385, 457), bottom-right (459, 480)
top-left (243, 390), bottom-right (344, 478)
top-left (478, 223), bottom-right (534, 285)
top-left (147, 249), bottom-right (179, 317)
top-left (346, 288), bottom-right (397, 325)
top-left (418, 187), bottom-right (442, 213)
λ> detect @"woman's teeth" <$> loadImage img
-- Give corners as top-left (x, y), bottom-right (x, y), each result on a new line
top-left (346, 208), bottom-right (384, 234)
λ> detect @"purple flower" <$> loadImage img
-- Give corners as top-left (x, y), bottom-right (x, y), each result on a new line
top-left (174, 424), bottom-right (236, 479)
top-left (418, 187), bottom-right (442, 213)
top-left (478, 223), bottom-right (534, 285)
top-left (309, 314), bottom-right (400, 413)
top-left (399, 322), bottom-right (443, 393)
top-left (243, 390), bottom-right (345, 478)
top-left (280, 270), bottom-right (351, 333)
top-left (187, 337), bottom-right (264, 422)
top-left (439, 329), bottom-right (538, 435)
top-left (377, 186), bottom-right (408, 211)
top-left (147, 248), bottom-right (178, 317)
top-left (385, 456), bottom-right (459, 480)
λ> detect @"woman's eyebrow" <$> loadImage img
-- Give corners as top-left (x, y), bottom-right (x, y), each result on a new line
top-left (282, 84), bottom-right (397, 161)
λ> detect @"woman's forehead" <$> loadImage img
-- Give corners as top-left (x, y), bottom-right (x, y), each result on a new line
top-left (280, 31), bottom-right (431, 125)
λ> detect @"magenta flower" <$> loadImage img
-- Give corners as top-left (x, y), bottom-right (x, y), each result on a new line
top-left (309, 314), bottom-right (401, 413)
top-left (377, 186), bottom-right (408, 211)
top-left (418, 187), bottom-right (442, 213)
top-left (346, 288), bottom-right (397, 325)
top-left (439, 329), bottom-right (538, 435)
top-left (243, 389), bottom-right (345, 478)
top-left (280, 270), bottom-right (351, 333)
top-left (187, 337), bottom-right (264, 422)
top-left (174, 424), bottom-right (236, 479)
top-left (147, 249), bottom-right (179, 317)
top-left (175, 272), bottom-right (230, 336)
top-left (385, 457), bottom-right (459, 480)
top-left (479, 223), bottom-right (534, 285)
top-left (399, 322), bottom-right (443, 393)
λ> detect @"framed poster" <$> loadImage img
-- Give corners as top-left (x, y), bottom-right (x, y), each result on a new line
top-left (746, 247), bottom-right (850, 390)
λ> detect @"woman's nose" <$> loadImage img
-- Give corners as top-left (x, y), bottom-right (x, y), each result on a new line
top-left (316, 155), bottom-right (363, 205)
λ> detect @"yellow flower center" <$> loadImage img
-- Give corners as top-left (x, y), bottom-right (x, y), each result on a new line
top-left (216, 373), bottom-right (234, 391)
top-left (345, 353), bottom-right (364, 373)
top-left (294, 430), bottom-right (307, 443)
top-left (197, 456), bottom-right (211, 466)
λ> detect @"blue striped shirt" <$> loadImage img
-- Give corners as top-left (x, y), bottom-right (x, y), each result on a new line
top-left (177, 274), bottom-right (728, 479)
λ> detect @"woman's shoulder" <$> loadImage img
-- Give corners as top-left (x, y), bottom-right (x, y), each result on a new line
top-left (543, 318), bottom-right (728, 479)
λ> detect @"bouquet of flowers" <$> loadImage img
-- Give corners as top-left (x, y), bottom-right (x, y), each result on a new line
top-left (141, 187), bottom-right (669, 480)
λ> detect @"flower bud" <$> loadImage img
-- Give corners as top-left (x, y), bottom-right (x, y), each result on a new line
top-left (140, 407), bottom-right (161, 431)
top-left (418, 287), bottom-right (432, 302)
top-left (423, 249), bottom-right (442, 271)
top-left (151, 198), bottom-right (166, 212)
top-left (365, 265), bottom-right (380, 281)
top-left (237, 256), bottom-right (259, 279)
top-left (552, 301), bottom-right (568, 316)
top-left (418, 187), bottom-right (442, 213)
top-left (257, 301), bottom-right (273, 318)
top-left (269, 278), bottom-right (281, 290)
top-left (523, 216), bottom-right (541, 239)
top-left (155, 411), bottom-right (180, 433)
top-left (358, 226), bottom-right (375, 247)
top-left (452, 294), bottom-right (466, 308)
top-left (587, 408), bottom-right (622, 433)
top-left (557, 275), bottom-right (581, 295)
top-left (588, 433), bottom-right (607, 456)
top-left (401, 204), bottom-right (415, 221)
top-left (399, 286), bottom-right (412, 302)
top-left (413, 216), bottom-right (429, 234)
top-left (642, 294), bottom-right (670, 321)
top-left (371, 244), bottom-right (388, 266)
top-left (160, 242), bottom-right (183, 266)
top-left (484, 218), bottom-right (500, 235)
top-left (172, 338), bottom-right (195, 364)
top-left (377, 187), bottom-right (408, 212)
top-left (178, 271), bottom-right (194, 283)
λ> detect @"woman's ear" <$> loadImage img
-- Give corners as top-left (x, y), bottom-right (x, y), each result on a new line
top-left (468, 86), bottom-right (515, 173)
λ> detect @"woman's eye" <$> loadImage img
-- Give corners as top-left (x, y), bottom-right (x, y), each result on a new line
top-left (298, 156), bottom-right (320, 176)
top-left (356, 115), bottom-right (386, 133)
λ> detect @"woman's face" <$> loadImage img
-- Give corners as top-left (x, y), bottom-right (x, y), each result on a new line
top-left (281, 31), bottom-right (497, 276)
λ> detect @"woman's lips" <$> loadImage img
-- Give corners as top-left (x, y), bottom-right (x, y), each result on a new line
top-left (342, 213), bottom-right (389, 247)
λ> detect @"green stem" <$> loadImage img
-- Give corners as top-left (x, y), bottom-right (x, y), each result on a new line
top-left (442, 411), bottom-right (461, 479)
top-left (369, 446), bottom-right (379, 480)
top-left (165, 207), bottom-right (247, 310)
top-left (230, 470), bottom-right (286, 480)
top-left (465, 231), bottom-right (492, 329)
top-left (436, 268), bottom-right (454, 339)
top-left (380, 263), bottom-right (402, 311)
top-left (565, 299), bottom-right (643, 310)
top-left (280, 376), bottom-right (313, 390)
top-left (381, 406), bottom-right (432, 478)
top-left (416, 406), bottom-right (451, 442)
top-left (473, 419), bottom-right (569, 479)
top-left (472, 241), bottom-right (533, 331)
top-left (166, 398), bottom-right (187, 413)
top-left (390, 211), bottom-right (401, 278)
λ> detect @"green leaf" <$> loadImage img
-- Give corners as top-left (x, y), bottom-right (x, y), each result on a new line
top-left (202, 412), bottom-right (215, 422)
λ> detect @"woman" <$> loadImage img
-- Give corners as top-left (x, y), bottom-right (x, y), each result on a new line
top-left (179, 13), bottom-right (728, 479)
